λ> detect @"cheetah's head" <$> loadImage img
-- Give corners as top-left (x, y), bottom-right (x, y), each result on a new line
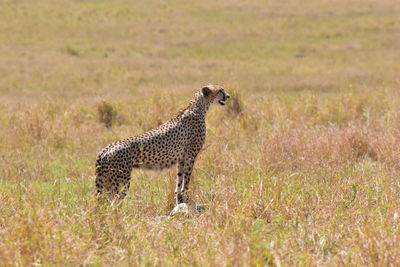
top-left (201, 84), bottom-right (230, 106)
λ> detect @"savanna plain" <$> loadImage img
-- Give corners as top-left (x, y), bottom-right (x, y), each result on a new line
top-left (1, 0), bottom-right (400, 266)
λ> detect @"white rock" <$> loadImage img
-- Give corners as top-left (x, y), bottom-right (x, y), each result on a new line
top-left (169, 203), bottom-right (190, 216)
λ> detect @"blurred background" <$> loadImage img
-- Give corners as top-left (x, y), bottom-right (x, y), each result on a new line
top-left (1, 0), bottom-right (398, 101)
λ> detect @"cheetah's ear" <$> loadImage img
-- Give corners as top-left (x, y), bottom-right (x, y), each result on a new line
top-left (202, 86), bottom-right (212, 97)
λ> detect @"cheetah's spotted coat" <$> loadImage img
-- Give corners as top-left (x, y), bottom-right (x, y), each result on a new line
top-left (95, 85), bottom-right (230, 204)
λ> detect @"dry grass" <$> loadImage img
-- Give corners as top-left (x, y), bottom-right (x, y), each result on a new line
top-left (1, 0), bottom-right (400, 266)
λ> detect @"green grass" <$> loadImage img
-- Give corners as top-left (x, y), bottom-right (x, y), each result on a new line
top-left (1, 0), bottom-right (400, 265)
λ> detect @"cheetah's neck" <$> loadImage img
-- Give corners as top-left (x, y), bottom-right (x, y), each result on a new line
top-left (176, 91), bottom-right (211, 118)
top-left (188, 92), bottom-right (212, 114)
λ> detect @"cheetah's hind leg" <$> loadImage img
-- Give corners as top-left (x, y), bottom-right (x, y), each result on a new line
top-left (95, 170), bottom-right (131, 205)
top-left (117, 177), bottom-right (131, 202)
top-left (95, 174), bottom-right (107, 203)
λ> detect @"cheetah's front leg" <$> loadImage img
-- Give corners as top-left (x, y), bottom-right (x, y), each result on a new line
top-left (175, 157), bottom-right (195, 204)
top-left (175, 161), bottom-right (185, 204)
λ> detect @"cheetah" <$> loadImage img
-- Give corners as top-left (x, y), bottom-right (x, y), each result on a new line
top-left (95, 85), bottom-right (230, 206)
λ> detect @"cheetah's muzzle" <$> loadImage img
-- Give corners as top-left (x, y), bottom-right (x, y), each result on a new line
top-left (218, 93), bottom-right (230, 106)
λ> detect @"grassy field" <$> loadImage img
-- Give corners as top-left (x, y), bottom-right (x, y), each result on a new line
top-left (1, 0), bottom-right (400, 265)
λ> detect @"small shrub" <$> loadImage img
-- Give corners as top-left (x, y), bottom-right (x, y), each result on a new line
top-left (66, 45), bottom-right (79, 57)
top-left (98, 101), bottom-right (117, 128)
top-left (227, 91), bottom-right (243, 116)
